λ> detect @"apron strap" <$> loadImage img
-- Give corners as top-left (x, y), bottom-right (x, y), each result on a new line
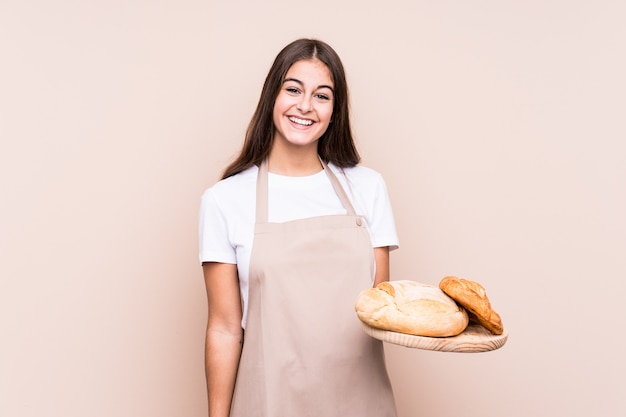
top-left (256, 158), bottom-right (358, 224)
top-left (319, 159), bottom-right (358, 217)
top-left (256, 159), bottom-right (270, 224)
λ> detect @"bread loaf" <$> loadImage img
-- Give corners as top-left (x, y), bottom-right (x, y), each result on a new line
top-left (355, 280), bottom-right (469, 337)
top-left (439, 276), bottom-right (503, 335)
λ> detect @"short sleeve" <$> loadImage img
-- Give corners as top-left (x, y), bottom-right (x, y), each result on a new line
top-left (198, 189), bottom-right (237, 264)
top-left (366, 174), bottom-right (399, 251)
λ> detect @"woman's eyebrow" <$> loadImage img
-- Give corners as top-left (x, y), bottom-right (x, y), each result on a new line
top-left (283, 77), bottom-right (334, 92)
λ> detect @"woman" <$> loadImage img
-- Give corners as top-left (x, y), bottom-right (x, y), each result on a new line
top-left (199, 38), bottom-right (399, 417)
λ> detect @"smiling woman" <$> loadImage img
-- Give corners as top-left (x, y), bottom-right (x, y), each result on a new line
top-left (199, 38), bottom-right (400, 417)
top-left (270, 59), bottom-right (335, 171)
top-left (219, 38), bottom-right (359, 179)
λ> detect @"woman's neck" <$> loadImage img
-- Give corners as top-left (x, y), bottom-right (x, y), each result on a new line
top-left (267, 145), bottom-right (323, 176)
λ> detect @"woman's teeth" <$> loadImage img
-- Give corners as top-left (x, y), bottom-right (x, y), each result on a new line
top-left (289, 116), bottom-right (313, 126)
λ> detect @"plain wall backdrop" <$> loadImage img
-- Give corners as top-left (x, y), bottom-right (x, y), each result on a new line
top-left (1, 1), bottom-right (625, 416)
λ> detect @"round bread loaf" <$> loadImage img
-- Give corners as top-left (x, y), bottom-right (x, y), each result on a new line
top-left (355, 280), bottom-right (469, 337)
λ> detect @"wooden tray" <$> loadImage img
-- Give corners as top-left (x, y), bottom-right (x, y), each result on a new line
top-left (361, 322), bottom-right (508, 353)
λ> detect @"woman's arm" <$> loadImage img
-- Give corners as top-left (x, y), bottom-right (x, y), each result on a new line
top-left (203, 261), bottom-right (243, 417)
top-left (373, 246), bottom-right (390, 287)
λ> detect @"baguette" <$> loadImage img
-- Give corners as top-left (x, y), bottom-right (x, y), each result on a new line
top-left (439, 276), bottom-right (503, 335)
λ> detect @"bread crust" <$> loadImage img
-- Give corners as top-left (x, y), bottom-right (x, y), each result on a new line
top-left (355, 280), bottom-right (469, 337)
top-left (439, 276), bottom-right (503, 335)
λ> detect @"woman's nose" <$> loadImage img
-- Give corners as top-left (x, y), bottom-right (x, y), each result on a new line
top-left (296, 95), bottom-right (312, 113)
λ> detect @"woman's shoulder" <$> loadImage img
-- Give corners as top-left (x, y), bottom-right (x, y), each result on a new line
top-left (329, 163), bottom-right (385, 184)
top-left (210, 165), bottom-right (257, 189)
top-left (328, 163), bottom-right (391, 205)
top-left (202, 165), bottom-right (258, 201)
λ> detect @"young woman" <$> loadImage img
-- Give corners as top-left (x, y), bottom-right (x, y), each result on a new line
top-left (199, 38), bottom-right (399, 417)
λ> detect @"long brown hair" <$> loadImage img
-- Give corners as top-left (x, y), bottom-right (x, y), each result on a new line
top-left (221, 38), bottom-right (360, 179)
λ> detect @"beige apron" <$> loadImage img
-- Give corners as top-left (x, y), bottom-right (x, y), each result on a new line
top-left (230, 159), bottom-right (397, 417)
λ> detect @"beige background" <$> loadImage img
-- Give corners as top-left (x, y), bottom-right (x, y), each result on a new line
top-left (1, 1), bottom-right (625, 416)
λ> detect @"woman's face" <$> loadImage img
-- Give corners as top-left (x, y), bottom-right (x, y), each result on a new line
top-left (272, 59), bottom-right (334, 150)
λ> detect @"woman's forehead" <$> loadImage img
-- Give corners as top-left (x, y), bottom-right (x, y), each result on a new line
top-left (284, 59), bottom-right (334, 87)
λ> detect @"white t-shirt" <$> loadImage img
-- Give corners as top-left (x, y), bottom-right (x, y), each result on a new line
top-left (199, 163), bottom-right (399, 328)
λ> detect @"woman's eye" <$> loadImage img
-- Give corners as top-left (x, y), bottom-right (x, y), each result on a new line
top-left (315, 94), bottom-right (330, 101)
top-left (286, 87), bottom-right (300, 94)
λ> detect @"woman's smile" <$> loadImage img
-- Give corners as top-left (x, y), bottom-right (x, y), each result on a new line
top-left (288, 116), bottom-right (314, 126)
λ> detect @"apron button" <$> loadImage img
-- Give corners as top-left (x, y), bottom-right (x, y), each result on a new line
top-left (356, 218), bottom-right (363, 227)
